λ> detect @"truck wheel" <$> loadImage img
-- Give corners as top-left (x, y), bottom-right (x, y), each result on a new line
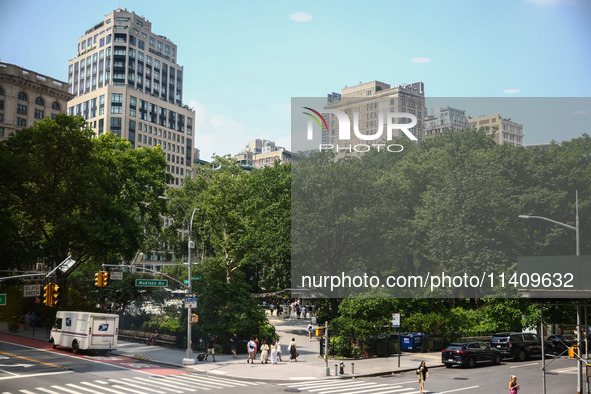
top-left (72, 341), bottom-right (80, 354)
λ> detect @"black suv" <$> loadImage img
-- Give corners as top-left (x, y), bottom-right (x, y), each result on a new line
top-left (490, 332), bottom-right (553, 361)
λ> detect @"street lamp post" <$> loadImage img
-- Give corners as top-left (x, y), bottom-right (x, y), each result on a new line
top-left (519, 190), bottom-right (581, 394)
top-left (159, 196), bottom-right (198, 365)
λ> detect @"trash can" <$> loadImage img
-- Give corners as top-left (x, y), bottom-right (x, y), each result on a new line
top-left (569, 345), bottom-right (579, 358)
top-left (401, 333), bottom-right (422, 352)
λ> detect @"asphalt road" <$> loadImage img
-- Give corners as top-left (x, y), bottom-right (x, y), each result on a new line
top-left (0, 334), bottom-right (582, 394)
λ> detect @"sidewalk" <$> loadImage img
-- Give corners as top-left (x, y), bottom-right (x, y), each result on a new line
top-left (0, 316), bottom-right (443, 381)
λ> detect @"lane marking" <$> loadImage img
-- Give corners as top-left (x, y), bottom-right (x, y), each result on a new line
top-left (0, 350), bottom-right (70, 370)
top-left (50, 385), bottom-right (83, 394)
top-left (0, 370), bottom-right (73, 381)
top-left (440, 386), bottom-right (481, 393)
top-left (510, 362), bottom-right (538, 368)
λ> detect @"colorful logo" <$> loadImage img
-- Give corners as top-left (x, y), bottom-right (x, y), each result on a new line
top-left (98, 324), bottom-right (109, 331)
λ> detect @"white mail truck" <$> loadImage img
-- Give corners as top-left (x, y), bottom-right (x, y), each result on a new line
top-left (50, 311), bottom-right (119, 354)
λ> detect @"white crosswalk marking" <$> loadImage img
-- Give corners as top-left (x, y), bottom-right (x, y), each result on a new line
top-left (9, 373), bottom-right (267, 394)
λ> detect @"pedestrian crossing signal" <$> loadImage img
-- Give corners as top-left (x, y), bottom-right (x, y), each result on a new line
top-left (190, 314), bottom-right (198, 323)
top-left (316, 327), bottom-right (326, 337)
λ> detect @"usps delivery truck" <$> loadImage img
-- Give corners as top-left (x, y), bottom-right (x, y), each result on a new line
top-left (50, 311), bottom-right (119, 354)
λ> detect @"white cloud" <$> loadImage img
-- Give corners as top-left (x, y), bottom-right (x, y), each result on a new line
top-left (503, 89), bottom-right (521, 94)
top-left (290, 12), bottom-right (313, 22)
top-left (573, 110), bottom-right (589, 115)
top-left (411, 57), bottom-right (432, 64)
top-left (189, 102), bottom-right (251, 161)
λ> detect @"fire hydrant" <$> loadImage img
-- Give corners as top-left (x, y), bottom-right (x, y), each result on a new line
top-left (339, 360), bottom-right (345, 374)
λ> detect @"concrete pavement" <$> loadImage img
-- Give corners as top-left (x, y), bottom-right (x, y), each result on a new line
top-left (0, 315), bottom-right (443, 381)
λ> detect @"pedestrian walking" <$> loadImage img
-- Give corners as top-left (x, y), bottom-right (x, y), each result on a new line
top-left (509, 375), bottom-right (519, 394)
top-left (276, 338), bottom-right (283, 361)
top-left (231, 333), bottom-right (238, 359)
top-left (306, 321), bottom-right (314, 341)
top-left (260, 340), bottom-right (270, 363)
top-left (205, 336), bottom-right (216, 361)
top-left (247, 337), bottom-right (256, 363)
top-left (24, 312), bottom-right (31, 331)
top-left (270, 340), bottom-right (278, 364)
top-left (289, 338), bottom-right (298, 362)
top-left (416, 361), bottom-right (428, 393)
top-left (269, 304), bottom-right (274, 315)
top-left (254, 337), bottom-right (260, 359)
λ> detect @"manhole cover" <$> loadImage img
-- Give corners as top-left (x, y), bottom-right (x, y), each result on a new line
top-left (454, 377), bottom-right (469, 380)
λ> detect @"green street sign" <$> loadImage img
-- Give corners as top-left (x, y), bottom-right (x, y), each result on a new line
top-left (183, 277), bottom-right (203, 285)
top-left (135, 279), bottom-right (168, 287)
top-left (0, 294), bottom-right (6, 306)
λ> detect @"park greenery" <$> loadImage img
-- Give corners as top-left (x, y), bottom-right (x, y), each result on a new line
top-left (1, 115), bottom-right (590, 355)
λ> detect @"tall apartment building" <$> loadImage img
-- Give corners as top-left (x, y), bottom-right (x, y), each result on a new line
top-left (0, 62), bottom-right (73, 141)
top-left (423, 106), bottom-right (470, 137)
top-left (66, 8), bottom-right (195, 187)
top-left (323, 81), bottom-right (425, 146)
top-left (467, 114), bottom-right (524, 146)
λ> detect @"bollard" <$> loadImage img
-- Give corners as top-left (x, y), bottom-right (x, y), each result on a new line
top-left (335, 364), bottom-right (338, 376)
top-left (351, 362), bottom-right (354, 374)
top-left (339, 360), bottom-right (345, 374)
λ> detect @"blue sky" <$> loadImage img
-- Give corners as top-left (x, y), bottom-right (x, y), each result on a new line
top-left (1, 0), bottom-right (590, 158)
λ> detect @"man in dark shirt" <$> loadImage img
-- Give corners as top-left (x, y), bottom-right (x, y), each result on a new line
top-left (206, 336), bottom-right (216, 361)
top-left (231, 333), bottom-right (238, 359)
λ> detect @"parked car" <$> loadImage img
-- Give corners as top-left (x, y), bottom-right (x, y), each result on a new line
top-left (490, 332), bottom-right (553, 361)
top-left (442, 341), bottom-right (502, 368)
top-left (547, 334), bottom-right (577, 355)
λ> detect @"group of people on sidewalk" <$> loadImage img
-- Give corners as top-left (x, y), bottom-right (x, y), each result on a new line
top-left (244, 337), bottom-right (299, 364)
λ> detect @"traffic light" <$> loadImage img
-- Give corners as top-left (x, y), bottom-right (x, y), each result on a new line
top-left (43, 284), bottom-right (52, 306)
top-left (50, 283), bottom-right (59, 306)
top-left (95, 272), bottom-right (103, 287)
top-left (102, 271), bottom-right (109, 287)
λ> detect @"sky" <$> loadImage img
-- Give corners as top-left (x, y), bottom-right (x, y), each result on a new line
top-left (1, 0), bottom-right (590, 159)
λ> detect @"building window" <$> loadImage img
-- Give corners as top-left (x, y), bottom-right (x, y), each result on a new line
top-left (0, 128), bottom-right (3, 137)
top-left (34, 109), bottom-right (44, 119)
top-left (0, 87), bottom-right (4, 95)
top-left (35, 97), bottom-right (44, 106)
top-left (111, 106), bottom-right (122, 114)
top-left (111, 93), bottom-right (123, 103)
top-left (16, 117), bottom-right (26, 127)
top-left (18, 92), bottom-right (27, 101)
top-left (17, 104), bottom-right (27, 114)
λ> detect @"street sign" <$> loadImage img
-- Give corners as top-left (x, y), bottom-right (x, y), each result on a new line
top-left (135, 279), bottom-right (168, 287)
top-left (392, 313), bottom-right (401, 328)
top-left (23, 285), bottom-right (41, 297)
top-left (183, 277), bottom-right (203, 285)
top-left (0, 294), bottom-right (5, 306)
top-left (185, 298), bottom-right (197, 308)
top-left (110, 271), bottom-right (123, 280)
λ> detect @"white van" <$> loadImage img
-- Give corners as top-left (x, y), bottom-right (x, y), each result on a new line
top-left (50, 311), bottom-right (119, 354)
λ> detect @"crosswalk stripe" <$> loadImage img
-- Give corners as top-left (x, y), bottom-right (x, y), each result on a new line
top-left (172, 374), bottom-right (252, 387)
top-left (35, 388), bottom-right (60, 394)
top-left (129, 376), bottom-right (194, 392)
top-left (319, 383), bottom-right (391, 394)
top-left (117, 378), bottom-right (167, 393)
top-left (372, 388), bottom-right (416, 394)
top-left (188, 373), bottom-right (263, 386)
top-left (280, 380), bottom-right (353, 388)
top-left (93, 382), bottom-right (145, 394)
top-left (19, 391), bottom-right (36, 394)
top-left (307, 381), bottom-right (376, 392)
top-left (66, 383), bottom-right (104, 393)
top-left (346, 385), bottom-right (403, 394)
top-left (159, 375), bottom-right (213, 390)
top-left (50, 386), bottom-right (82, 394)
top-left (81, 381), bottom-right (126, 393)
